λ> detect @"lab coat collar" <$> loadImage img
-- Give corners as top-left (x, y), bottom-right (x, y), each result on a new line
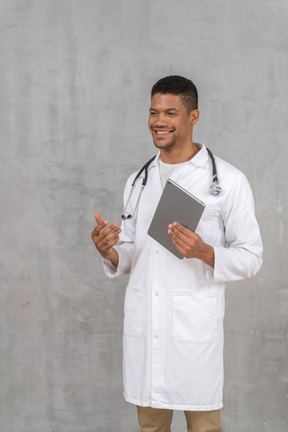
top-left (148, 143), bottom-right (209, 171)
top-left (190, 143), bottom-right (210, 167)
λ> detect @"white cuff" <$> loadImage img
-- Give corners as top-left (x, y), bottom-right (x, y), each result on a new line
top-left (203, 262), bottom-right (215, 281)
top-left (102, 243), bottom-right (133, 279)
top-left (103, 258), bottom-right (118, 278)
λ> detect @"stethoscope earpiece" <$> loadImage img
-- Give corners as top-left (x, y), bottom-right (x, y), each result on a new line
top-left (121, 214), bottom-right (132, 220)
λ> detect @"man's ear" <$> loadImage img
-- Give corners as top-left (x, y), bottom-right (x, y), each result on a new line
top-left (190, 109), bottom-right (200, 126)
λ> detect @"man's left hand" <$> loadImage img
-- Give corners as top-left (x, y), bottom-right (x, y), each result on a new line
top-left (168, 222), bottom-right (215, 267)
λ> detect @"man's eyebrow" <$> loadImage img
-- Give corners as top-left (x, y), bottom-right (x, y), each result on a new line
top-left (149, 107), bottom-right (180, 112)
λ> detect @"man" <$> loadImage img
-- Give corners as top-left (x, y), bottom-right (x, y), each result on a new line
top-left (91, 76), bottom-right (263, 432)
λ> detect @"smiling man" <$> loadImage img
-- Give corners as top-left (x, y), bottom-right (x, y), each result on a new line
top-left (149, 90), bottom-right (199, 157)
top-left (91, 75), bottom-right (263, 432)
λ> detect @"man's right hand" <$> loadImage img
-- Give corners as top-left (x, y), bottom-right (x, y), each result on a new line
top-left (91, 212), bottom-right (120, 266)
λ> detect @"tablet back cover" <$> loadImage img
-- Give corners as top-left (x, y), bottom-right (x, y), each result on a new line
top-left (147, 179), bottom-right (205, 259)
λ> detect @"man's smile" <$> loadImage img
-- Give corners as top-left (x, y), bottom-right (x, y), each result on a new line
top-left (153, 129), bottom-right (174, 138)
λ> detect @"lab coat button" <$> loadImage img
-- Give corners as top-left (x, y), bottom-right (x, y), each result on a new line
top-left (155, 335), bottom-right (159, 339)
top-left (156, 250), bottom-right (159, 253)
top-left (155, 292), bottom-right (159, 296)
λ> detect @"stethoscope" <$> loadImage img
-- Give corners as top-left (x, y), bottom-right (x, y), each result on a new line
top-left (121, 148), bottom-right (221, 220)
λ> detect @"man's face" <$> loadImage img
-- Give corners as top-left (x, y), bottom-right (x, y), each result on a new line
top-left (148, 93), bottom-right (196, 151)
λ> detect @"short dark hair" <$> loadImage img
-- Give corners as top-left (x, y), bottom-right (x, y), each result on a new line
top-left (151, 75), bottom-right (198, 113)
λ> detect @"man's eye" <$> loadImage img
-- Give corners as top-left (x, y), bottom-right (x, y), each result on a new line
top-left (150, 112), bottom-right (157, 116)
top-left (168, 112), bottom-right (176, 116)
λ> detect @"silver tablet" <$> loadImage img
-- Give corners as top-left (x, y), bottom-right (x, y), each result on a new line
top-left (148, 179), bottom-right (205, 259)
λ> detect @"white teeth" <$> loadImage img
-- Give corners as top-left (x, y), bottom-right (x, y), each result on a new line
top-left (156, 130), bottom-right (170, 134)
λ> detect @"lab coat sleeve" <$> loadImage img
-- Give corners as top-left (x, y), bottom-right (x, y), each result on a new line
top-left (205, 173), bottom-right (263, 283)
top-left (103, 174), bottom-right (136, 279)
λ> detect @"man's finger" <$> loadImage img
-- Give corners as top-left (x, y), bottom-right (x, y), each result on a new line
top-left (169, 235), bottom-right (185, 257)
top-left (169, 222), bottom-right (195, 239)
top-left (91, 220), bottom-right (108, 238)
top-left (92, 221), bottom-right (120, 245)
top-left (92, 212), bottom-right (110, 236)
top-left (95, 212), bottom-right (106, 226)
top-left (171, 233), bottom-right (189, 250)
top-left (101, 231), bottom-right (121, 250)
top-left (97, 224), bottom-right (121, 246)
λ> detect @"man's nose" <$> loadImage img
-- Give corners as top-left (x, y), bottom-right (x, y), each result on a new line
top-left (155, 113), bottom-right (168, 126)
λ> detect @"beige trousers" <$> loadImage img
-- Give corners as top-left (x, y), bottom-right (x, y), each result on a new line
top-left (137, 406), bottom-right (223, 432)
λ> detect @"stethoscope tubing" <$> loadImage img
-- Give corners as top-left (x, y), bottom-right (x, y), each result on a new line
top-left (121, 148), bottom-right (221, 220)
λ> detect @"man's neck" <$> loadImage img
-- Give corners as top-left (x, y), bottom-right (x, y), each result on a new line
top-left (160, 142), bottom-right (199, 164)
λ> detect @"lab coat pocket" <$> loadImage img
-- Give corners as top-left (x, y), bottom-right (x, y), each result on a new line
top-left (172, 293), bottom-right (217, 343)
top-left (124, 287), bottom-right (143, 337)
top-left (197, 206), bottom-right (223, 244)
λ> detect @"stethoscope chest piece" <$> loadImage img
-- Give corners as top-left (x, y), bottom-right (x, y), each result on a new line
top-left (209, 179), bottom-right (222, 196)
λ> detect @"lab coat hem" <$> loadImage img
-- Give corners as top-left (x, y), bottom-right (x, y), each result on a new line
top-left (124, 394), bottom-right (223, 411)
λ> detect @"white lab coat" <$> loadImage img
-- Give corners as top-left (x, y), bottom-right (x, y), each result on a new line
top-left (104, 144), bottom-right (263, 411)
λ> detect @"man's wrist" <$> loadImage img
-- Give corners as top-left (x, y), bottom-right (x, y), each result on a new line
top-left (200, 244), bottom-right (215, 268)
top-left (103, 249), bottom-right (119, 267)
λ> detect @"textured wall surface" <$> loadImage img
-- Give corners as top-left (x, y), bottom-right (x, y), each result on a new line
top-left (0, 1), bottom-right (287, 431)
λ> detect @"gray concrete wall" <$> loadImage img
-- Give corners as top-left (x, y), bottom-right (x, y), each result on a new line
top-left (0, 1), bottom-right (287, 431)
